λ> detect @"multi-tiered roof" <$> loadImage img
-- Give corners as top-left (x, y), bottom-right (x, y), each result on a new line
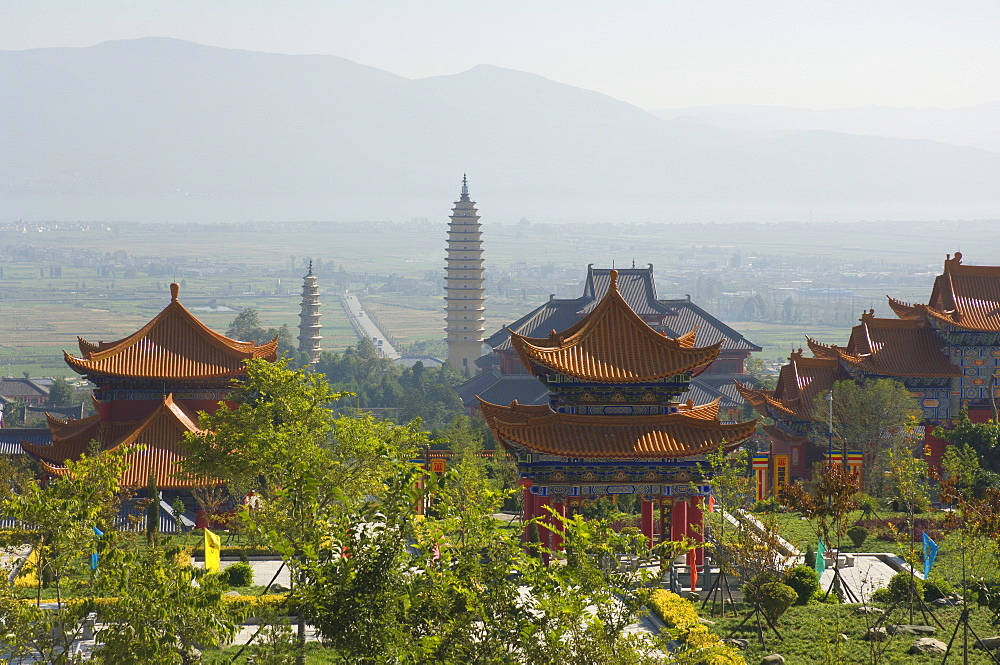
top-left (456, 265), bottom-right (761, 418)
top-left (480, 270), bottom-right (757, 459)
top-left (23, 283), bottom-right (275, 489)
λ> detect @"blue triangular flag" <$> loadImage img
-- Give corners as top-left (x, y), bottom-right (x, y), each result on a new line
top-left (91, 526), bottom-right (104, 570)
top-left (922, 532), bottom-right (938, 579)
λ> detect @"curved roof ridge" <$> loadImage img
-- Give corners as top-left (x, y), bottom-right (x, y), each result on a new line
top-left (509, 270), bottom-right (722, 382)
top-left (806, 336), bottom-right (840, 359)
top-left (479, 396), bottom-right (758, 458)
top-left (63, 285), bottom-right (278, 379)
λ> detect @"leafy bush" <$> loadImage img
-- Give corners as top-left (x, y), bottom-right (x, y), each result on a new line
top-left (872, 571), bottom-right (925, 604)
top-left (751, 497), bottom-right (782, 513)
top-left (784, 565), bottom-right (821, 605)
top-left (752, 581), bottom-right (797, 623)
top-left (857, 494), bottom-right (881, 520)
top-left (846, 525), bottom-right (868, 549)
top-left (225, 561), bottom-right (255, 587)
top-left (923, 576), bottom-right (953, 601)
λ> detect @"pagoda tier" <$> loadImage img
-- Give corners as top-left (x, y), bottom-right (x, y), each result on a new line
top-left (480, 397), bottom-right (753, 458)
top-left (66, 283), bottom-right (277, 381)
top-left (509, 270), bottom-right (721, 384)
top-left (22, 394), bottom-right (213, 489)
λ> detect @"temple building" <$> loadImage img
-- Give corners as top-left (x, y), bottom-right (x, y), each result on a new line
top-left (456, 264), bottom-right (762, 421)
top-left (738, 252), bottom-right (998, 491)
top-left (298, 262), bottom-right (323, 363)
top-left (443, 175), bottom-right (486, 372)
top-left (20, 283), bottom-right (277, 499)
top-left (479, 270), bottom-right (758, 584)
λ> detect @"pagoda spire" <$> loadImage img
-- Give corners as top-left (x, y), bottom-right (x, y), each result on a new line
top-left (298, 264), bottom-right (322, 363)
top-left (444, 175), bottom-right (485, 372)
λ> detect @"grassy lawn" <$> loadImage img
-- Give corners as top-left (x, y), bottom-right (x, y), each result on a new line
top-left (711, 601), bottom-right (999, 664)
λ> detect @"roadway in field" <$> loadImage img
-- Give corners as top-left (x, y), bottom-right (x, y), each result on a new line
top-left (342, 292), bottom-right (401, 359)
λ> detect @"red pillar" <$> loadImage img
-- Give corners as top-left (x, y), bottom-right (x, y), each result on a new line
top-left (640, 498), bottom-right (655, 549)
top-left (689, 496), bottom-right (705, 567)
top-left (534, 496), bottom-right (551, 562)
top-left (670, 497), bottom-right (688, 543)
top-left (522, 486), bottom-right (535, 544)
top-left (549, 500), bottom-right (567, 552)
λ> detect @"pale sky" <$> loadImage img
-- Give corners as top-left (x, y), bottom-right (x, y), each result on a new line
top-left (3, 0), bottom-right (999, 110)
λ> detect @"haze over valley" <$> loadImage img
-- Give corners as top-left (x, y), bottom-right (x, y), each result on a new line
top-left (3, 38), bottom-right (999, 224)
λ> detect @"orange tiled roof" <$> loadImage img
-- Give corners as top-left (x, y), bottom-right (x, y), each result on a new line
top-left (734, 381), bottom-right (769, 418)
top-left (761, 424), bottom-right (808, 444)
top-left (736, 350), bottom-right (844, 421)
top-left (479, 397), bottom-right (756, 458)
top-left (805, 336), bottom-right (842, 360)
top-left (31, 394), bottom-right (214, 489)
top-left (66, 283), bottom-right (277, 380)
top-left (509, 270), bottom-right (721, 383)
top-left (898, 253), bottom-right (1000, 332)
top-left (887, 296), bottom-right (923, 321)
top-left (834, 313), bottom-right (958, 378)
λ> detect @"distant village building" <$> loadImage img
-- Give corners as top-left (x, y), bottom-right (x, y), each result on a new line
top-left (444, 175), bottom-right (486, 372)
top-left (20, 283), bottom-right (277, 505)
top-left (479, 269), bottom-right (758, 585)
top-left (298, 261), bottom-right (323, 363)
top-left (738, 252), bottom-right (1000, 493)
top-left (456, 265), bottom-right (762, 421)
top-left (0, 377), bottom-right (50, 406)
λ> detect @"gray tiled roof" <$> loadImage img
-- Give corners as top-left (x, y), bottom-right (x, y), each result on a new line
top-left (453, 369), bottom-right (551, 407)
top-left (0, 428), bottom-right (51, 455)
top-left (485, 265), bottom-right (760, 354)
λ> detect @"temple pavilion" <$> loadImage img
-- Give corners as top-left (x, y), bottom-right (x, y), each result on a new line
top-left (21, 283), bottom-right (277, 500)
top-left (479, 270), bottom-right (758, 578)
top-left (456, 264), bottom-right (762, 422)
top-left (738, 252), bottom-right (1000, 492)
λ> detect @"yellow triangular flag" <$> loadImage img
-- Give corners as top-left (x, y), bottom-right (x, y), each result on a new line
top-left (204, 528), bottom-right (221, 573)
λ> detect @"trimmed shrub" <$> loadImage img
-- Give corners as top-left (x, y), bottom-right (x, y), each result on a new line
top-left (923, 576), bottom-right (953, 602)
top-left (753, 581), bottom-right (797, 624)
top-left (846, 525), bottom-right (868, 549)
top-left (873, 571), bottom-right (925, 604)
top-left (784, 565), bottom-right (821, 605)
top-left (751, 497), bottom-right (782, 513)
top-left (644, 590), bottom-right (747, 664)
top-left (225, 561), bottom-right (255, 588)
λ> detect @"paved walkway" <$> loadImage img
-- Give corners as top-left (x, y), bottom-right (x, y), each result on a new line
top-left (819, 553), bottom-right (909, 603)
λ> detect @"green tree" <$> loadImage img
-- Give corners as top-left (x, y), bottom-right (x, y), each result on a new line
top-left (182, 358), bottom-right (428, 663)
top-left (46, 376), bottom-right (75, 407)
top-left (0, 445), bottom-right (128, 663)
top-left (90, 540), bottom-right (239, 664)
top-left (813, 379), bottom-right (920, 495)
top-left (935, 411), bottom-right (1000, 495)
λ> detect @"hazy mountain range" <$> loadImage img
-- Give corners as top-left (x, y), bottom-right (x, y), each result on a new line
top-left (2, 38), bottom-right (998, 223)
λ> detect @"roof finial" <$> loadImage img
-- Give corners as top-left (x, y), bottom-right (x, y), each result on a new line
top-left (307, 260), bottom-right (313, 276)
top-left (631, 258), bottom-right (636, 269)
top-left (170, 282), bottom-right (179, 302)
top-left (460, 174), bottom-right (470, 201)
top-left (609, 269), bottom-right (619, 292)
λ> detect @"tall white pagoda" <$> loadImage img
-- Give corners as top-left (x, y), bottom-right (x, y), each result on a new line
top-left (298, 262), bottom-right (323, 363)
top-left (444, 175), bottom-right (486, 372)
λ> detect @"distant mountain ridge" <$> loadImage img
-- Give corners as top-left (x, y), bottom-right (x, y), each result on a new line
top-left (2, 38), bottom-right (999, 223)
top-left (651, 103), bottom-right (1000, 154)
